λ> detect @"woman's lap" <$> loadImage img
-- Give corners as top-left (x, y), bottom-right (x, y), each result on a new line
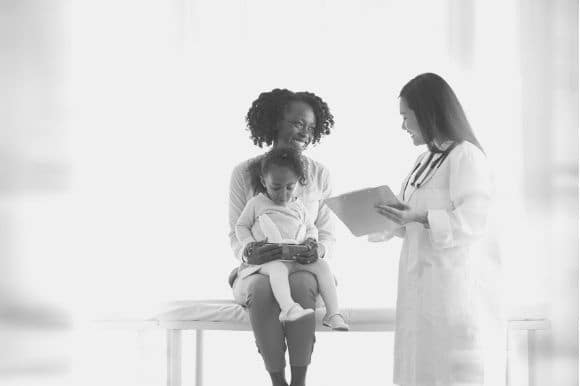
top-left (254, 260), bottom-right (330, 281)
top-left (233, 268), bottom-right (320, 306)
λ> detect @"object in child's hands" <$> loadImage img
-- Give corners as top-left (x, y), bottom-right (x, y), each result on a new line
top-left (324, 185), bottom-right (401, 237)
top-left (264, 242), bottom-right (311, 261)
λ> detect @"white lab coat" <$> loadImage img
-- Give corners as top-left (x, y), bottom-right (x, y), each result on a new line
top-left (373, 141), bottom-right (504, 386)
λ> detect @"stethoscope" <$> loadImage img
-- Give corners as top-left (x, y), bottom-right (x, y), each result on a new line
top-left (402, 141), bottom-right (458, 201)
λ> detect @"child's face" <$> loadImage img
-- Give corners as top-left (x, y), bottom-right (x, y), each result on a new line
top-left (261, 165), bottom-right (298, 205)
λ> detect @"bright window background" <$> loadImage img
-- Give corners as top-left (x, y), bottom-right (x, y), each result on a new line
top-left (1, 1), bottom-right (576, 385)
top-left (66, 0), bottom-right (526, 313)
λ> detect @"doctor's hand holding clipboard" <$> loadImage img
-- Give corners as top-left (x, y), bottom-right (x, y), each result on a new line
top-left (369, 198), bottom-right (425, 243)
top-left (375, 199), bottom-right (428, 228)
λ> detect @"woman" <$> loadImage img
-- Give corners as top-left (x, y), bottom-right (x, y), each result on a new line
top-left (373, 73), bottom-right (503, 386)
top-left (228, 88), bottom-right (336, 386)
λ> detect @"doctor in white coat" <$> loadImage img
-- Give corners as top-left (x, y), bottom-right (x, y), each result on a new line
top-left (372, 73), bottom-right (503, 386)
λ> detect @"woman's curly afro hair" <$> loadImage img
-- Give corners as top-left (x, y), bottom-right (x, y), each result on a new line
top-left (245, 88), bottom-right (335, 148)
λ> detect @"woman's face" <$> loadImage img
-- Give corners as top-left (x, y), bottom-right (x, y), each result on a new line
top-left (260, 165), bottom-right (298, 205)
top-left (274, 101), bottom-right (316, 152)
top-left (399, 98), bottom-right (425, 146)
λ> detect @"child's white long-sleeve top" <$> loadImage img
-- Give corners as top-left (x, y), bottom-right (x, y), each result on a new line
top-left (235, 193), bottom-right (318, 253)
top-left (229, 156), bottom-right (335, 262)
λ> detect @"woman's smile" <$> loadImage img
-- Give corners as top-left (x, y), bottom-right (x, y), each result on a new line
top-left (291, 136), bottom-right (310, 149)
top-left (399, 98), bottom-right (425, 145)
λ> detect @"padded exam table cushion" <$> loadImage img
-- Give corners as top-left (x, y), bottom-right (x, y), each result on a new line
top-left (154, 300), bottom-right (396, 331)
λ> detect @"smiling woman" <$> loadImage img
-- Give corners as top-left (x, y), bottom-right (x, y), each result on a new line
top-left (227, 88), bottom-right (337, 386)
top-left (244, 89), bottom-right (334, 150)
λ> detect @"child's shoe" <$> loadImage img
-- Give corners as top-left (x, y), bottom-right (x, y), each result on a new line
top-left (322, 313), bottom-right (349, 331)
top-left (279, 303), bottom-right (314, 323)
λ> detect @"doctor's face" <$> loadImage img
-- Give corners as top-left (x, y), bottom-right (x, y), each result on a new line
top-left (399, 98), bottom-right (425, 146)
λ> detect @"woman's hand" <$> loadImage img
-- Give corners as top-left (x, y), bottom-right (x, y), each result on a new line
top-left (375, 200), bottom-right (429, 227)
top-left (295, 238), bottom-right (323, 265)
top-left (244, 240), bottom-right (284, 265)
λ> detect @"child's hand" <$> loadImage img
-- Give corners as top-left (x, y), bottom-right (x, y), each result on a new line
top-left (296, 238), bottom-right (321, 264)
top-left (303, 238), bottom-right (317, 250)
top-left (244, 240), bottom-right (284, 265)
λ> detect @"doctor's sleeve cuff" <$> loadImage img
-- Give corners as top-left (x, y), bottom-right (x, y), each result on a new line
top-left (427, 209), bottom-right (454, 249)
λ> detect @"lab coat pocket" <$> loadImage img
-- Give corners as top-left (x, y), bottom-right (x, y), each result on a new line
top-left (420, 266), bottom-right (473, 323)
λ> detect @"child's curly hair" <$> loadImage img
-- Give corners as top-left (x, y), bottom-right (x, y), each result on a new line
top-left (245, 88), bottom-right (334, 148)
top-left (250, 147), bottom-right (308, 195)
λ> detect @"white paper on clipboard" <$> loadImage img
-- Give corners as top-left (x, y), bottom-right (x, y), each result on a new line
top-left (324, 185), bottom-right (401, 237)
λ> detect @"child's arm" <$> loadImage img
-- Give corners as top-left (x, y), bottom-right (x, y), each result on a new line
top-left (301, 211), bottom-right (320, 261)
top-left (302, 201), bottom-right (319, 241)
top-left (235, 198), bottom-right (258, 256)
top-left (305, 216), bottom-right (318, 241)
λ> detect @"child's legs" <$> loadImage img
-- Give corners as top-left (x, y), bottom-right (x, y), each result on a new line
top-left (292, 260), bottom-right (340, 316)
top-left (259, 261), bottom-right (295, 311)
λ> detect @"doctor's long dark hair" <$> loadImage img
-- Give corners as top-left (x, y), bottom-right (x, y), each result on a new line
top-left (400, 73), bottom-right (484, 153)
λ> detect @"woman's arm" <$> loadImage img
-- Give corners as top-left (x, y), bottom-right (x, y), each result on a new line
top-left (229, 165), bottom-right (250, 261)
top-left (315, 166), bottom-right (336, 258)
top-left (426, 144), bottom-right (492, 249)
top-left (235, 198), bottom-right (258, 253)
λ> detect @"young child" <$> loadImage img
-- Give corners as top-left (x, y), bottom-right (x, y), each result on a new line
top-left (235, 148), bottom-right (349, 330)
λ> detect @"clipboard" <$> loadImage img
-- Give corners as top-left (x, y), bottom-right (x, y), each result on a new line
top-left (324, 185), bottom-right (401, 237)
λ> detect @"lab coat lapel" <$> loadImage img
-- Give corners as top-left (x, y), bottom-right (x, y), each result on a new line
top-left (402, 158), bottom-right (423, 202)
top-left (414, 142), bottom-right (457, 190)
top-left (404, 180), bottom-right (419, 202)
top-left (403, 152), bottom-right (431, 202)
top-left (407, 142), bottom-right (457, 198)
top-left (414, 160), bottom-right (439, 188)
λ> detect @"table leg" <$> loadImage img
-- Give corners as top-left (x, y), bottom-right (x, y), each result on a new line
top-left (167, 329), bottom-right (182, 386)
top-left (195, 329), bottom-right (204, 386)
top-left (527, 330), bottom-right (536, 386)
